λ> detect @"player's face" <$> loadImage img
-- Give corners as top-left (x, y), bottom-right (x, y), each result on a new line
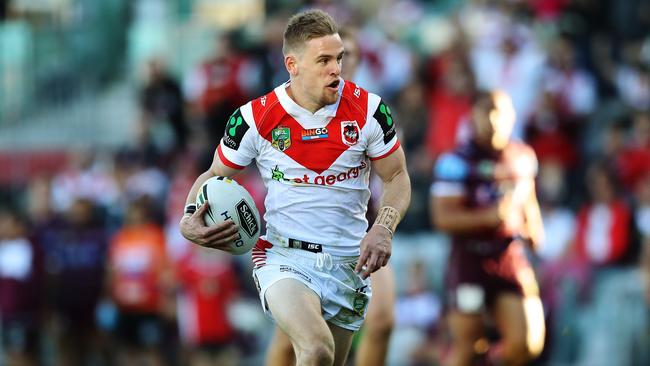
top-left (291, 34), bottom-right (344, 110)
top-left (471, 91), bottom-right (515, 150)
top-left (341, 35), bottom-right (360, 80)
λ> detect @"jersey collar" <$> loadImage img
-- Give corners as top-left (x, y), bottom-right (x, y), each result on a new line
top-left (275, 80), bottom-right (343, 120)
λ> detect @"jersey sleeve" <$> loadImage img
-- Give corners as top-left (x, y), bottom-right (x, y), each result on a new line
top-left (365, 94), bottom-right (400, 160)
top-left (217, 103), bottom-right (258, 169)
top-left (430, 152), bottom-right (469, 197)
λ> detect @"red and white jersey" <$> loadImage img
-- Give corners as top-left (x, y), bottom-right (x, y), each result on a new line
top-left (217, 80), bottom-right (400, 256)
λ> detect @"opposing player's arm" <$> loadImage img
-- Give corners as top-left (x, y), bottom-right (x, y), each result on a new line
top-left (430, 195), bottom-right (502, 233)
top-left (522, 178), bottom-right (544, 251)
top-left (429, 153), bottom-right (502, 233)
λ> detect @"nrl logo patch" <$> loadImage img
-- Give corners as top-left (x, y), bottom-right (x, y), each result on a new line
top-left (271, 126), bottom-right (291, 151)
top-left (341, 121), bottom-right (360, 146)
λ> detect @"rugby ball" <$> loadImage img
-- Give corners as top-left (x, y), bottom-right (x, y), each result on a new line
top-left (195, 176), bottom-right (261, 255)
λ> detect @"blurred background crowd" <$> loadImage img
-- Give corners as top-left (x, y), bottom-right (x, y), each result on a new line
top-left (1, 0), bottom-right (649, 365)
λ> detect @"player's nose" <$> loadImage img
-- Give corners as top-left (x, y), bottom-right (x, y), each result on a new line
top-left (331, 60), bottom-right (341, 76)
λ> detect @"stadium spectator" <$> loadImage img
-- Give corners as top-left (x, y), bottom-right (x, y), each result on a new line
top-left (574, 161), bottom-right (632, 267)
top-left (424, 36), bottom-right (475, 160)
top-left (36, 198), bottom-right (108, 366)
top-left (175, 245), bottom-right (240, 366)
top-left (49, 148), bottom-right (119, 214)
top-left (614, 112), bottom-right (650, 191)
top-left (106, 197), bottom-right (174, 366)
top-left (138, 58), bottom-right (188, 156)
top-left (0, 209), bottom-right (43, 366)
top-left (527, 34), bottom-right (596, 169)
top-left (183, 32), bottom-right (255, 167)
top-left (465, 3), bottom-right (545, 140)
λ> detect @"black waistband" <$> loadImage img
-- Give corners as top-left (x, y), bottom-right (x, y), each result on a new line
top-left (288, 238), bottom-right (322, 253)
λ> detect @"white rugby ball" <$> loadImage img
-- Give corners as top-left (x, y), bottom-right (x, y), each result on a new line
top-left (195, 176), bottom-right (261, 255)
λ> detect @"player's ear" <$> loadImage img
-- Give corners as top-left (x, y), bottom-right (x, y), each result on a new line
top-left (285, 54), bottom-right (298, 77)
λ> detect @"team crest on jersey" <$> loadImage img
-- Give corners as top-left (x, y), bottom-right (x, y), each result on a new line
top-left (271, 126), bottom-right (291, 151)
top-left (341, 121), bottom-right (359, 146)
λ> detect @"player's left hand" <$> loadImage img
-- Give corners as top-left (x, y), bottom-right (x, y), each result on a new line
top-left (356, 225), bottom-right (392, 279)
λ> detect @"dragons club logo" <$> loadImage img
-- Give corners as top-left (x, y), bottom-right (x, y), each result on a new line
top-left (341, 121), bottom-right (359, 146)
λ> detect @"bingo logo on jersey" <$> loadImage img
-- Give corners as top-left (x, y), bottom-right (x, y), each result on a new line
top-left (301, 127), bottom-right (328, 141)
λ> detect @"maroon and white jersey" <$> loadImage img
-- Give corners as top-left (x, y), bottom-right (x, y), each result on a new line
top-left (217, 80), bottom-right (400, 256)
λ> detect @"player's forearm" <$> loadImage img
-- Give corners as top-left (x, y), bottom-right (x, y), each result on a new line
top-left (375, 168), bottom-right (411, 233)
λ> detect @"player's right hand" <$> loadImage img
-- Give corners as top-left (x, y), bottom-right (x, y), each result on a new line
top-left (356, 225), bottom-right (392, 279)
top-left (179, 201), bottom-right (239, 249)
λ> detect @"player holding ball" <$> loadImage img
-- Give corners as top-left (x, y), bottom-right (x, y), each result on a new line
top-left (180, 9), bottom-right (410, 366)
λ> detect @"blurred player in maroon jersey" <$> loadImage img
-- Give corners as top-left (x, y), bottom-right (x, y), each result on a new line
top-left (431, 90), bottom-right (545, 366)
top-left (265, 27), bottom-right (397, 366)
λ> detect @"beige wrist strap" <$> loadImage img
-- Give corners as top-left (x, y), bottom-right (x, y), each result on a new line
top-left (373, 206), bottom-right (401, 236)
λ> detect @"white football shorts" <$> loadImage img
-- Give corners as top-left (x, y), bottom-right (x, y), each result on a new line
top-left (252, 244), bottom-right (372, 331)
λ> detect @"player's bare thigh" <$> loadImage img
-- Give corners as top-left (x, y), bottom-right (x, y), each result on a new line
top-left (265, 278), bottom-right (357, 366)
top-left (265, 278), bottom-right (331, 347)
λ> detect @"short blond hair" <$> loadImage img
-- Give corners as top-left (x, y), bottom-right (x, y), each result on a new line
top-left (283, 9), bottom-right (338, 55)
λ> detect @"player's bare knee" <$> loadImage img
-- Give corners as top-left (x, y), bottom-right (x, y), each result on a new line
top-left (298, 341), bottom-right (335, 366)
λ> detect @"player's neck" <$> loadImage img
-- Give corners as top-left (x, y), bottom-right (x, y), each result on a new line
top-left (286, 83), bottom-right (323, 114)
